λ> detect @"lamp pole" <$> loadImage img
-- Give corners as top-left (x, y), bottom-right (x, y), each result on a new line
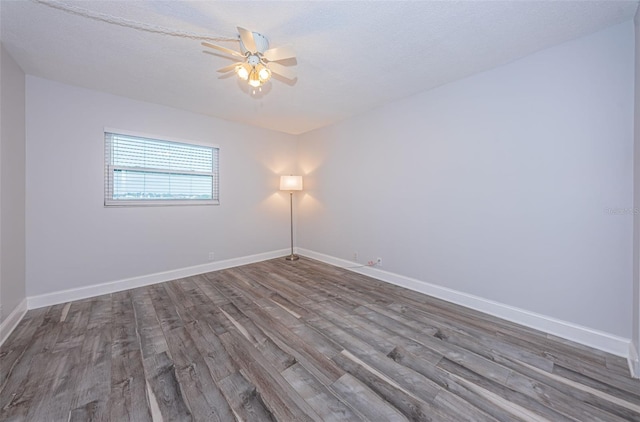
top-left (286, 191), bottom-right (298, 261)
top-left (280, 175), bottom-right (303, 261)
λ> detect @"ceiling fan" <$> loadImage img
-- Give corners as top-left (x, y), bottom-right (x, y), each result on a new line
top-left (202, 27), bottom-right (296, 91)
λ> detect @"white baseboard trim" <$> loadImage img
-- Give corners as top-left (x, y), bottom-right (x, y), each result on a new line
top-left (0, 298), bottom-right (28, 346)
top-left (28, 249), bottom-right (290, 309)
top-left (298, 248), bottom-right (632, 359)
top-left (630, 342), bottom-right (640, 379)
top-left (12, 247), bottom-right (634, 368)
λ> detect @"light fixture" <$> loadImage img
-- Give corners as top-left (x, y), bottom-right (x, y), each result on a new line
top-left (248, 67), bottom-right (261, 88)
top-left (258, 65), bottom-right (271, 82)
top-left (280, 175), bottom-right (303, 261)
top-left (243, 62), bottom-right (272, 89)
top-left (236, 63), bottom-right (250, 80)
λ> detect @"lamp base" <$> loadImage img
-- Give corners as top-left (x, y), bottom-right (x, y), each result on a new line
top-left (285, 254), bottom-right (300, 261)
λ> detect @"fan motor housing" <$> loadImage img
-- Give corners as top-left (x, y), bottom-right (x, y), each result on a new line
top-left (247, 55), bottom-right (260, 65)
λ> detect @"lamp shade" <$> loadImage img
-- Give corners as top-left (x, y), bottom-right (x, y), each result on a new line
top-left (280, 175), bottom-right (303, 191)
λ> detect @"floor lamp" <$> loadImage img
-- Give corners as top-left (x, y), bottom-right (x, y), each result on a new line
top-left (280, 175), bottom-right (303, 261)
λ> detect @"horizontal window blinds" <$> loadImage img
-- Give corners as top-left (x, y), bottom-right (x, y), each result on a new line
top-left (105, 132), bottom-right (219, 206)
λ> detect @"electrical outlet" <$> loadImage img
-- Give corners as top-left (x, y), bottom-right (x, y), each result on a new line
top-left (376, 257), bottom-right (382, 266)
top-left (353, 252), bottom-right (358, 261)
top-left (208, 252), bottom-right (215, 261)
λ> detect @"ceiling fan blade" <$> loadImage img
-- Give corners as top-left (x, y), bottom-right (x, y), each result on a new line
top-left (201, 42), bottom-right (244, 58)
top-left (217, 63), bottom-right (242, 73)
top-left (268, 62), bottom-right (296, 80)
top-left (263, 46), bottom-right (296, 62)
top-left (237, 27), bottom-right (257, 53)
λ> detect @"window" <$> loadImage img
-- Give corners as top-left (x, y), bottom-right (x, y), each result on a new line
top-left (104, 131), bottom-right (219, 206)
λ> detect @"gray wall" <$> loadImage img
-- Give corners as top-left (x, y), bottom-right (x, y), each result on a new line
top-left (298, 22), bottom-right (634, 339)
top-left (26, 76), bottom-right (297, 297)
top-left (0, 43), bottom-right (27, 324)
top-left (633, 7), bottom-right (640, 376)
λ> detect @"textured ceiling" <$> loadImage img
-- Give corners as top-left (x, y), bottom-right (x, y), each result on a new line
top-left (1, 1), bottom-right (638, 135)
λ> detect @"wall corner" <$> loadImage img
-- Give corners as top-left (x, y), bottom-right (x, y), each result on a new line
top-left (633, 3), bottom-right (640, 379)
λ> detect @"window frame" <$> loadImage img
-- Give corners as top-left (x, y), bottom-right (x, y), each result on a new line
top-left (104, 129), bottom-right (220, 207)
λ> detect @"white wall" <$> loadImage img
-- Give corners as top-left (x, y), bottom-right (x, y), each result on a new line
top-left (26, 77), bottom-right (297, 297)
top-left (0, 44), bottom-right (27, 325)
top-left (633, 8), bottom-right (640, 376)
top-left (298, 22), bottom-right (634, 339)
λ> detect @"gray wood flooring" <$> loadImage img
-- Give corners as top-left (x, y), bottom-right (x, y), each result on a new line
top-left (1, 257), bottom-right (639, 421)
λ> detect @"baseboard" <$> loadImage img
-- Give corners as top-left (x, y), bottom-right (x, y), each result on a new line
top-left (630, 342), bottom-right (640, 379)
top-left (28, 249), bottom-right (290, 309)
top-left (298, 248), bottom-right (632, 359)
top-left (0, 298), bottom-right (28, 346)
top-left (14, 247), bottom-right (635, 366)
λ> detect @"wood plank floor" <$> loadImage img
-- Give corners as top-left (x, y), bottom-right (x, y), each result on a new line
top-left (1, 257), bottom-right (639, 421)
